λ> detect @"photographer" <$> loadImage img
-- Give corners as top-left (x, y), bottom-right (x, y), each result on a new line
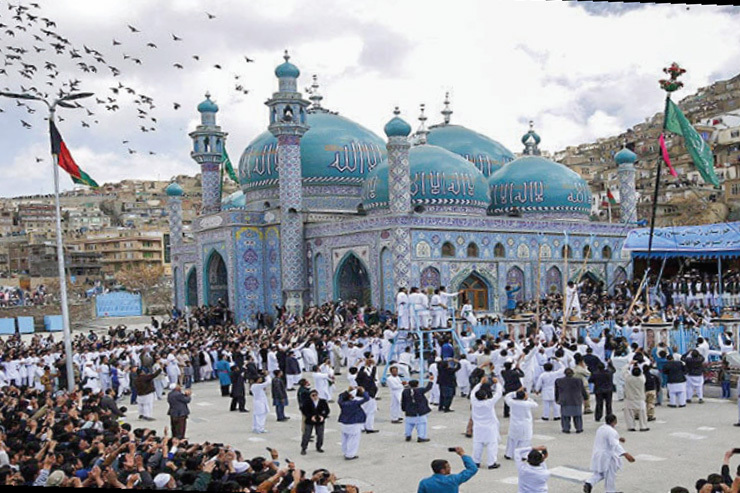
top-left (417, 446), bottom-right (478, 493)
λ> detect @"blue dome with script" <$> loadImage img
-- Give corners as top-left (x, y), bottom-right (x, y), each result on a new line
top-left (427, 124), bottom-right (515, 177)
top-left (488, 155), bottom-right (592, 217)
top-left (362, 145), bottom-right (490, 214)
top-left (239, 112), bottom-right (386, 193)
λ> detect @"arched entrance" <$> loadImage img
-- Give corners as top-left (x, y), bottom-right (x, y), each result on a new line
top-left (186, 268), bottom-right (198, 307)
top-left (420, 266), bottom-right (441, 292)
top-left (334, 253), bottom-right (371, 305)
top-left (546, 266), bottom-right (562, 295)
top-left (205, 251), bottom-right (228, 307)
top-left (506, 266), bottom-right (525, 302)
top-left (460, 272), bottom-right (489, 311)
top-left (613, 266), bottom-right (627, 287)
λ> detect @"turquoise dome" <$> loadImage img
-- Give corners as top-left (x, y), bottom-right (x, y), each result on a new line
top-left (615, 147), bottom-right (637, 165)
top-left (165, 182), bottom-right (184, 197)
top-left (275, 60), bottom-right (300, 78)
top-left (427, 124), bottom-right (515, 177)
top-left (222, 190), bottom-right (246, 210)
top-left (197, 95), bottom-right (218, 113)
top-left (362, 145), bottom-right (490, 212)
top-left (521, 129), bottom-right (541, 145)
top-left (384, 116), bottom-right (412, 138)
top-left (488, 155), bottom-right (592, 216)
top-left (239, 112), bottom-right (386, 192)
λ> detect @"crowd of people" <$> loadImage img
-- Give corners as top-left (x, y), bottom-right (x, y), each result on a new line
top-left (0, 285), bottom-right (50, 308)
top-left (0, 270), bottom-right (738, 491)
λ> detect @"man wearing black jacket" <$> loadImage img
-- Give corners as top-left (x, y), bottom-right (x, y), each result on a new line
top-left (438, 359), bottom-right (460, 412)
top-left (501, 361), bottom-right (524, 418)
top-left (402, 379), bottom-right (433, 442)
top-left (229, 365), bottom-right (248, 413)
top-left (300, 389), bottom-right (329, 455)
top-left (663, 354), bottom-right (687, 407)
top-left (588, 362), bottom-right (614, 422)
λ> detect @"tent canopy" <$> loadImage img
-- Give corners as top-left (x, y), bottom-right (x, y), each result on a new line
top-left (623, 222), bottom-right (740, 259)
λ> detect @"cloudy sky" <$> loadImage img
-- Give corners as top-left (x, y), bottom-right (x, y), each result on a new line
top-left (2, 0), bottom-right (740, 197)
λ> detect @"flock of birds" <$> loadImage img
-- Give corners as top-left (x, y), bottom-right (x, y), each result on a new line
top-left (0, 1), bottom-right (256, 162)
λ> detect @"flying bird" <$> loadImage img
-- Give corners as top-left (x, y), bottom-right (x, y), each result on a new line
top-left (244, 56), bottom-right (254, 63)
top-left (173, 63), bottom-right (183, 69)
top-left (20, 120), bottom-right (31, 128)
top-left (35, 157), bottom-right (43, 162)
top-left (171, 34), bottom-right (182, 41)
top-left (206, 12), bottom-right (216, 19)
top-left (173, 102), bottom-right (180, 110)
top-left (213, 64), bottom-right (222, 69)
top-left (113, 39), bottom-right (121, 46)
top-left (127, 24), bottom-right (140, 33)
top-left (192, 55), bottom-right (200, 61)
top-left (146, 42), bottom-right (157, 48)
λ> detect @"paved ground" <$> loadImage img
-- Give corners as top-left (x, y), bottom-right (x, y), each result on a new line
top-left (129, 372), bottom-right (740, 493)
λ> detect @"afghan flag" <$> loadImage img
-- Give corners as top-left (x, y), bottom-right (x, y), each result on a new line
top-left (606, 188), bottom-right (617, 206)
top-left (221, 148), bottom-right (239, 184)
top-left (49, 120), bottom-right (99, 187)
top-left (664, 99), bottom-right (719, 187)
top-left (658, 133), bottom-right (679, 178)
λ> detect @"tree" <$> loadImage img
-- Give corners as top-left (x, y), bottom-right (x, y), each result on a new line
top-left (114, 264), bottom-right (171, 312)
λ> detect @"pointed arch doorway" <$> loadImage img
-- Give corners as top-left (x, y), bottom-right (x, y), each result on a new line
top-left (186, 268), bottom-right (198, 307)
top-left (205, 251), bottom-right (229, 307)
top-left (460, 272), bottom-right (489, 311)
top-left (334, 253), bottom-right (371, 305)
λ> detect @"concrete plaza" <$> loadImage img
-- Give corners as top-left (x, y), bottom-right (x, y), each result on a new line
top-left (136, 371), bottom-right (738, 493)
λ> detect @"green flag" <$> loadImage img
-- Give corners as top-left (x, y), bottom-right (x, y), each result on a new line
top-left (664, 99), bottom-right (719, 187)
top-left (221, 148), bottom-right (239, 184)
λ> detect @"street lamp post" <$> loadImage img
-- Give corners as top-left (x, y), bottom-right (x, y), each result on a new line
top-left (0, 90), bottom-right (94, 392)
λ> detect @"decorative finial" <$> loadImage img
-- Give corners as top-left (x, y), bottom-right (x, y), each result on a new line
top-left (205, 91), bottom-right (211, 100)
top-left (659, 62), bottom-right (686, 93)
top-left (417, 103), bottom-right (429, 145)
top-left (441, 91), bottom-right (452, 125)
top-left (393, 106), bottom-right (400, 116)
top-left (283, 49), bottom-right (290, 63)
top-left (522, 120), bottom-right (540, 156)
top-left (529, 120), bottom-right (534, 131)
top-left (307, 74), bottom-right (325, 111)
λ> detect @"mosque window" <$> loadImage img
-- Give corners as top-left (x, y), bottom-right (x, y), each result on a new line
top-left (494, 243), bottom-right (505, 258)
top-left (467, 242), bottom-right (479, 258)
top-left (441, 242), bottom-right (456, 258)
top-left (562, 245), bottom-right (573, 259)
top-left (582, 245), bottom-right (592, 259)
top-left (602, 245), bottom-right (612, 259)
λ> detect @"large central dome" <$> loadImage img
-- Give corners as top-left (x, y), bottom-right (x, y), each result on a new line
top-left (427, 124), bottom-right (515, 177)
top-left (239, 112), bottom-right (386, 192)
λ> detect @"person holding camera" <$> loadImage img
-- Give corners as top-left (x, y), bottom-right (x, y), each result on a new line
top-left (417, 447), bottom-right (478, 493)
top-left (516, 446), bottom-right (550, 492)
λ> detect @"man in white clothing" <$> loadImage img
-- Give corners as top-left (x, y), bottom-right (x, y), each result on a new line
top-left (504, 389), bottom-right (539, 460)
top-left (583, 414), bottom-right (635, 493)
top-left (470, 377), bottom-right (503, 469)
top-left (396, 288), bottom-right (410, 330)
top-left (386, 366), bottom-right (405, 423)
top-left (535, 362), bottom-right (564, 421)
top-left (251, 374), bottom-right (272, 433)
top-left (516, 446), bottom-right (550, 493)
top-left (565, 281), bottom-right (582, 320)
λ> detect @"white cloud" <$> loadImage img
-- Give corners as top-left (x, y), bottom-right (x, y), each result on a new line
top-left (2, 0), bottom-right (740, 197)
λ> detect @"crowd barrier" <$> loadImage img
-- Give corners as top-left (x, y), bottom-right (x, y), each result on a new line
top-left (44, 315), bottom-right (64, 332)
top-left (17, 316), bottom-right (34, 334)
top-left (0, 318), bottom-right (15, 335)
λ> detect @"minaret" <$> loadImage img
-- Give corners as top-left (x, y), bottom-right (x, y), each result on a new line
top-left (190, 93), bottom-right (227, 215)
top-left (615, 143), bottom-right (638, 224)
top-left (267, 50), bottom-right (310, 315)
top-left (521, 120), bottom-right (541, 156)
top-left (384, 108), bottom-right (413, 290)
top-left (416, 104), bottom-right (429, 144)
top-left (385, 107), bottom-right (412, 215)
top-left (165, 182), bottom-right (184, 247)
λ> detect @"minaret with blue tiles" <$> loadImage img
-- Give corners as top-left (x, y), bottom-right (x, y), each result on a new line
top-left (384, 107), bottom-right (413, 290)
top-left (190, 93), bottom-right (227, 216)
top-left (267, 50), bottom-right (311, 314)
top-left (615, 144), bottom-right (638, 224)
top-left (165, 182), bottom-right (184, 246)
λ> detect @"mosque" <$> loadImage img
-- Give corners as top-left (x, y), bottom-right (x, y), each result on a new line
top-left (166, 52), bottom-right (639, 324)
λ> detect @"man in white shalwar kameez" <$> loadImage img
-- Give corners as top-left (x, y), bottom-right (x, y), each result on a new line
top-left (251, 375), bottom-right (272, 433)
top-left (565, 281), bottom-right (582, 320)
top-left (312, 368), bottom-right (332, 402)
top-left (470, 378), bottom-right (503, 469)
top-left (396, 288), bottom-right (410, 330)
top-left (583, 414), bottom-right (635, 493)
top-left (504, 390), bottom-right (538, 460)
top-left (386, 366), bottom-right (405, 423)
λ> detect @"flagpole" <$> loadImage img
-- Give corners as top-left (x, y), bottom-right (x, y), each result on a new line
top-left (50, 105), bottom-right (76, 392)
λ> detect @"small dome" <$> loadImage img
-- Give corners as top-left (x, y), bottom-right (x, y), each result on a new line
top-left (362, 145), bottom-right (490, 213)
top-left (384, 116), bottom-right (412, 138)
top-left (427, 124), bottom-right (515, 177)
top-left (165, 182), bottom-right (184, 197)
top-left (488, 155), bottom-right (591, 217)
top-left (521, 129), bottom-right (541, 145)
top-left (222, 190), bottom-right (245, 210)
top-left (197, 93), bottom-right (218, 113)
top-left (275, 51), bottom-right (300, 79)
top-left (615, 147), bottom-right (637, 165)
